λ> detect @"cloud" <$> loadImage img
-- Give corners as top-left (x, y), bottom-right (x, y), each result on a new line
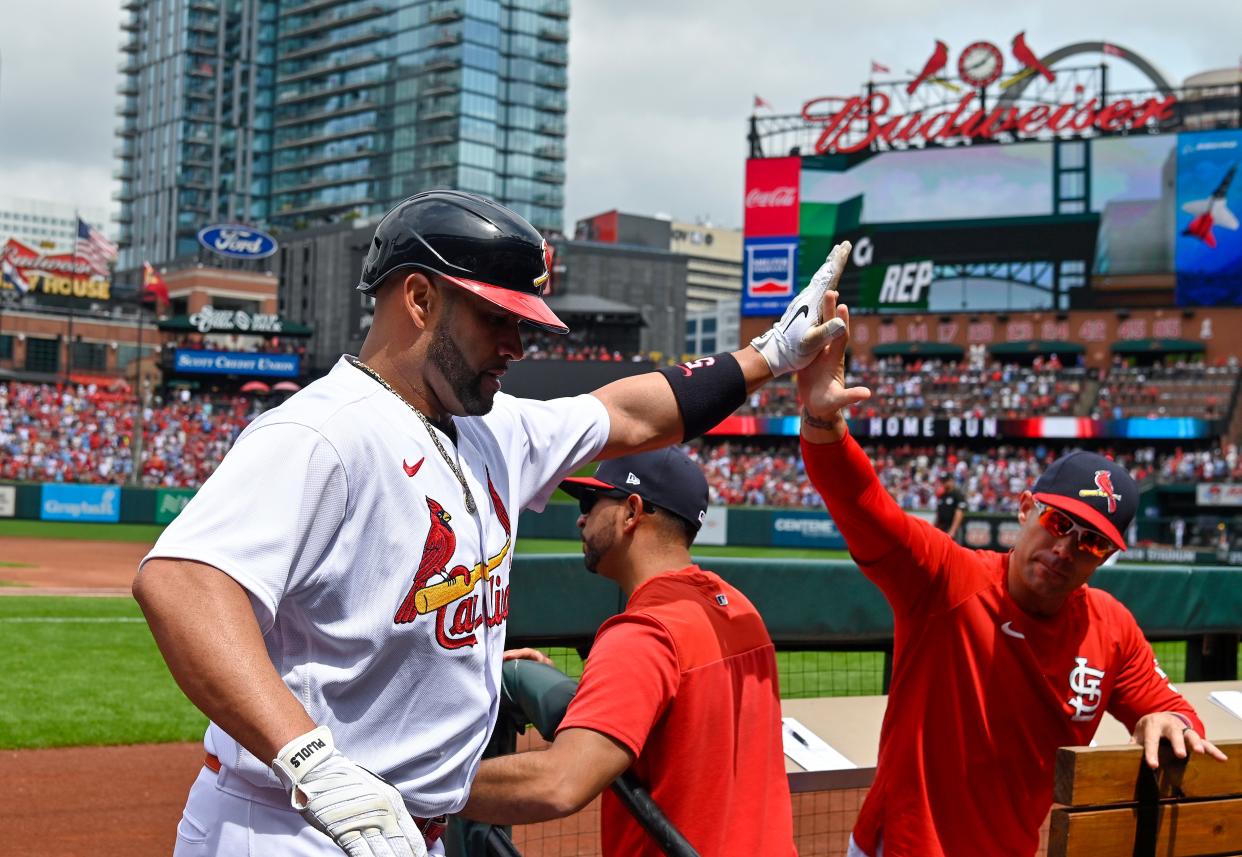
top-left (0, 1), bottom-right (122, 181)
top-left (1, 0), bottom-right (1237, 235)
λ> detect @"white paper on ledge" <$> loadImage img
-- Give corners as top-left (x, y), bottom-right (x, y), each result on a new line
top-left (781, 717), bottom-right (858, 771)
top-left (1209, 690), bottom-right (1242, 721)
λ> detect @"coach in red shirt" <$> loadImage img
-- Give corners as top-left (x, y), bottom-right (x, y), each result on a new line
top-left (795, 294), bottom-right (1227, 857)
top-left (463, 447), bottom-right (796, 856)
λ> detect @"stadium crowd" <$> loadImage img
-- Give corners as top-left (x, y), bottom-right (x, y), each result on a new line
top-left (521, 329), bottom-right (647, 362)
top-left (686, 439), bottom-right (1242, 512)
top-left (170, 336), bottom-right (309, 356)
top-left (0, 382), bottom-right (257, 488)
top-left (1, 372), bottom-right (1240, 514)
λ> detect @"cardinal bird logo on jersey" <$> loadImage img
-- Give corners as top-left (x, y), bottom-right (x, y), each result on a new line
top-left (393, 498), bottom-right (471, 624)
top-left (1078, 470), bottom-right (1121, 514)
top-left (393, 472), bottom-right (514, 650)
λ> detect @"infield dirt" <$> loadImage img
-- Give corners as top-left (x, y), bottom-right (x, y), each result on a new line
top-left (0, 536), bottom-right (148, 595)
top-left (1, 534), bottom-right (206, 856)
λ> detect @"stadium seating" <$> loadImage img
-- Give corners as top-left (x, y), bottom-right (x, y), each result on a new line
top-left (1092, 359), bottom-right (1241, 420)
top-left (3, 372), bottom-right (1240, 516)
top-left (735, 356), bottom-right (1242, 423)
top-left (686, 439), bottom-right (1242, 514)
top-left (0, 382), bottom-right (256, 488)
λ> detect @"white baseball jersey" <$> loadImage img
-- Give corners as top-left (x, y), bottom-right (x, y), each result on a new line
top-left (142, 356), bottom-right (610, 816)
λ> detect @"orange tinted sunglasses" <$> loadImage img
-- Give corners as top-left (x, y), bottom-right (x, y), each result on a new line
top-left (1034, 502), bottom-right (1116, 558)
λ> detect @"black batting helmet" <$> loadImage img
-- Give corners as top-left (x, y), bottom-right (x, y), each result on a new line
top-left (358, 190), bottom-right (566, 334)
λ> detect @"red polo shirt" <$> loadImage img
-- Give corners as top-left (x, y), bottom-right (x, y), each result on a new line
top-left (557, 566), bottom-right (796, 857)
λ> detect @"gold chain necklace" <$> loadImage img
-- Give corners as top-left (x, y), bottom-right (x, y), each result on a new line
top-left (347, 355), bottom-right (478, 515)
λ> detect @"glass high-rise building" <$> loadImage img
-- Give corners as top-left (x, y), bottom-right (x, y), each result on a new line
top-left (117, 0), bottom-right (569, 269)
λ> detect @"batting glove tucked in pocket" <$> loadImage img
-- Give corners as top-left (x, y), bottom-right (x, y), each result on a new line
top-left (272, 726), bottom-right (428, 857)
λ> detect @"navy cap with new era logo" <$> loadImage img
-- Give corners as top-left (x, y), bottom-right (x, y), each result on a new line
top-left (560, 447), bottom-right (709, 533)
top-left (1032, 451), bottom-right (1137, 551)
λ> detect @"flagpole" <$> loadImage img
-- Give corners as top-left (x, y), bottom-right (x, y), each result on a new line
top-left (130, 289), bottom-right (146, 486)
top-left (69, 209), bottom-right (79, 384)
top-left (66, 303), bottom-right (74, 384)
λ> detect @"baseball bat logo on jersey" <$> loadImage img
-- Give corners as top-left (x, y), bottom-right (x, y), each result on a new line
top-left (394, 473), bottom-right (512, 651)
top-left (1066, 657), bottom-right (1106, 721)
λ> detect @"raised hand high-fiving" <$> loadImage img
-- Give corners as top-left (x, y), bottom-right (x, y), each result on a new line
top-left (750, 242), bottom-right (852, 378)
top-left (794, 289), bottom-right (871, 441)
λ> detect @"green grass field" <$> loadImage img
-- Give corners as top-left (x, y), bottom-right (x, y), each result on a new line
top-left (0, 596), bottom-right (207, 749)
top-left (0, 521), bottom-right (1224, 751)
top-left (0, 590), bottom-right (1207, 750)
top-left (0, 519), bottom-right (166, 543)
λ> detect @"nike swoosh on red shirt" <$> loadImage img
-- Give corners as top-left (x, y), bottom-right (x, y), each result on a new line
top-left (403, 457), bottom-right (425, 477)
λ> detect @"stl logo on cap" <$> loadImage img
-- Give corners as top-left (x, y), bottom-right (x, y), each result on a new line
top-left (533, 240), bottom-right (553, 293)
top-left (1079, 470), bottom-right (1121, 514)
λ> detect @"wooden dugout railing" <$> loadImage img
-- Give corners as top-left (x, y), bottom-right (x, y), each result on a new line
top-left (1049, 738), bottom-right (1242, 857)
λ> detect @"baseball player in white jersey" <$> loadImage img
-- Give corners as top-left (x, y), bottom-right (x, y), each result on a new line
top-left (134, 190), bottom-right (850, 857)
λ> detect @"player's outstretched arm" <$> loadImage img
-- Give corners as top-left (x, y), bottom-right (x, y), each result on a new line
top-left (462, 728), bottom-right (634, 825)
top-left (592, 243), bottom-right (852, 458)
top-left (133, 558), bottom-right (316, 760)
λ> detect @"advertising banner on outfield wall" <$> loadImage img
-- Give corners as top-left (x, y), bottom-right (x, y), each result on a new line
top-left (696, 506), bottom-right (729, 547)
top-left (770, 510), bottom-right (846, 549)
top-left (155, 489), bottom-right (196, 524)
top-left (0, 486), bottom-right (15, 518)
top-left (1196, 483), bottom-right (1242, 506)
top-left (40, 484), bottom-right (120, 523)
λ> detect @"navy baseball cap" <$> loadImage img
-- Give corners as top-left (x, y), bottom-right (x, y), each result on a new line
top-left (560, 447), bottom-right (709, 533)
top-left (1032, 451), bottom-right (1137, 551)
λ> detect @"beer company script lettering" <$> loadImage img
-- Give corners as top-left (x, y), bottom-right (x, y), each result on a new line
top-left (801, 91), bottom-right (1177, 154)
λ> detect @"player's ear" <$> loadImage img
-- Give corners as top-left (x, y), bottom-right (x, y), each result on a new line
top-left (403, 271), bottom-right (434, 330)
top-left (621, 494), bottom-right (644, 533)
top-left (1017, 490), bottom-right (1035, 524)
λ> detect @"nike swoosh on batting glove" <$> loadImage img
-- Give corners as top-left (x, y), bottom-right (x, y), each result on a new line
top-left (750, 241), bottom-right (851, 377)
top-left (272, 726), bottom-right (429, 857)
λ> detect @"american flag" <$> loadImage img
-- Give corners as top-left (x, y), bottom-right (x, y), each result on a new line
top-left (76, 217), bottom-right (118, 275)
top-left (2, 257), bottom-right (31, 294)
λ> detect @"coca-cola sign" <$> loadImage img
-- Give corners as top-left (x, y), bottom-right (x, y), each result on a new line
top-left (197, 224), bottom-right (279, 260)
top-left (743, 156), bottom-right (800, 237)
top-left (745, 186), bottom-right (797, 208)
top-left (801, 90), bottom-right (1178, 155)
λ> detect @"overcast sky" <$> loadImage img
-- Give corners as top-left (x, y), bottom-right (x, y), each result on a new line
top-left (0, 0), bottom-right (1237, 232)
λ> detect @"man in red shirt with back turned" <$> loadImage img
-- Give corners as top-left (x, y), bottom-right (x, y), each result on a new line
top-left (462, 446), bottom-right (796, 856)
top-left (794, 291), bottom-right (1226, 857)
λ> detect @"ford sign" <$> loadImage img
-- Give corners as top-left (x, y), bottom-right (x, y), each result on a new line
top-left (197, 224), bottom-right (279, 260)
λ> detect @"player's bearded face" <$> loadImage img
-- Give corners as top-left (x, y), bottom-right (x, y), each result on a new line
top-left (427, 287), bottom-right (517, 416)
top-left (579, 498), bottom-right (619, 574)
top-left (428, 321), bottom-right (492, 415)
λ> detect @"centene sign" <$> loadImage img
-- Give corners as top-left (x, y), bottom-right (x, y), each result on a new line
top-left (801, 91), bottom-right (1178, 154)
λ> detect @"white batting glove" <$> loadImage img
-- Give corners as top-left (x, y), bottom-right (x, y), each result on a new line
top-left (271, 726), bottom-right (428, 857)
top-left (750, 241), bottom-right (851, 377)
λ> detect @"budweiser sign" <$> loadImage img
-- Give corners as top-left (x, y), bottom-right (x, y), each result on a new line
top-left (745, 186), bottom-right (797, 208)
top-left (802, 91), bottom-right (1178, 154)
